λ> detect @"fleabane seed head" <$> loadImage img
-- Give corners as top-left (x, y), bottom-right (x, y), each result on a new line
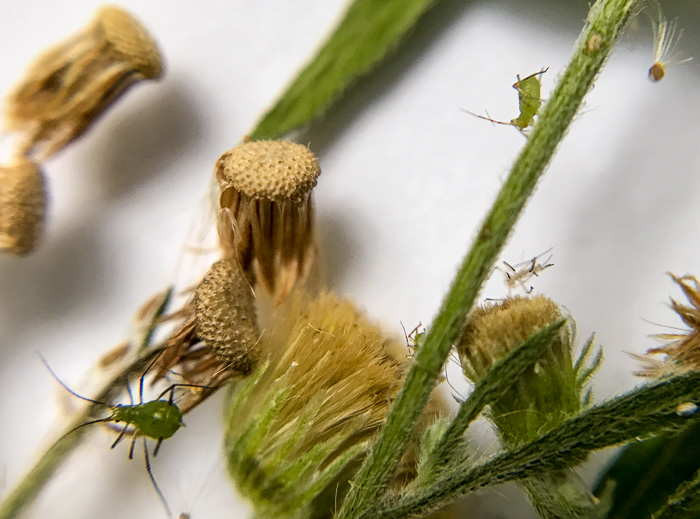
top-left (216, 140), bottom-right (321, 304)
top-left (0, 156), bottom-right (46, 255)
top-left (217, 140), bottom-right (320, 202)
top-left (194, 259), bottom-right (260, 375)
top-left (4, 5), bottom-right (162, 159)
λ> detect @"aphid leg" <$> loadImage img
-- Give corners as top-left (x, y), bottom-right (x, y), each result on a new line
top-left (153, 438), bottom-right (164, 456)
top-left (528, 257), bottom-right (537, 273)
top-left (154, 383), bottom-right (219, 403)
top-left (129, 433), bottom-right (138, 460)
top-left (111, 424), bottom-right (129, 449)
top-left (461, 108), bottom-right (513, 126)
top-left (144, 436), bottom-right (173, 519)
top-left (125, 379), bottom-right (135, 406)
top-left (503, 261), bottom-right (516, 274)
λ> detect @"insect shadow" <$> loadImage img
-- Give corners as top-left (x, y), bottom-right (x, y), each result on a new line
top-left (41, 352), bottom-right (211, 518)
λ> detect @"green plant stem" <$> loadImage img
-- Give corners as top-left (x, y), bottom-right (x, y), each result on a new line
top-left (336, 0), bottom-right (638, 517)
top-left (368, 371), bottom-right (700, 519)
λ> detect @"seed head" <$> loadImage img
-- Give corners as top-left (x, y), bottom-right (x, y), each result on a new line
top-left (216, 140), bottom-right (321, 303)
top-left (217, 140), bottom-right (320, 203)
top-left (4, 5), bottom-right (163, 159)
top-left (0, 157), bottom-right (46, 255)
top-left (194, 259), bottom-right (260, 375)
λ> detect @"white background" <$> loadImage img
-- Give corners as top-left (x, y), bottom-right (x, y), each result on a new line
top-left (0, 1), bottom-right (699, 518)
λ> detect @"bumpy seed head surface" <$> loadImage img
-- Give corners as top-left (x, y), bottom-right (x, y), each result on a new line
top-left (0, 158), bottom-right (46, 255)
top-left (216, 141), bottom-right (320, 202)
top-left (194, 260), bottom-right (259, 372)
top-left (95, 5), bottom-right (163, 79)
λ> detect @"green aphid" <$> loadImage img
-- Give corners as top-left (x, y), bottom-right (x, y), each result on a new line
top-left (43, 354), bottom-right (207, 519)
top-left (465, 67), bottom-right (548, 133)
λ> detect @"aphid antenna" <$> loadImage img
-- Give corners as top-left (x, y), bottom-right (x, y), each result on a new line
top-left (39, 354), bottom-right (111, 408)
top-left (513, 67), bottom-right (549, 87)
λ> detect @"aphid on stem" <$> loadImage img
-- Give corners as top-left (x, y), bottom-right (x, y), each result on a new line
top-left (497, 248), bottom-right (554, 294)
top-left (42, 353), bottom-right (212, 519)
top-left (646, 2), bottom-right (692, 82)
top-left (463, 68), bottom-right (548, 134)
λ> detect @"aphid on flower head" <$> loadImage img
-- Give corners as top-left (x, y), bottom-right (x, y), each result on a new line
top-left (42, 353), bottom-right (212, 519)
top-left (463, 68), bottom-right (548, 133)
top-left (498, 248), bottom-right (554, 294)
top-left (647, 2), bottom-right (692, 81)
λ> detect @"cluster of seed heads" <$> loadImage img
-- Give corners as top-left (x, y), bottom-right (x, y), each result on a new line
top-left (0, 5), bottom-right (162, 256)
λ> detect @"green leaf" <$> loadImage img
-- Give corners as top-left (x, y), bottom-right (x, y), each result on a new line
top-left (594, 418), bottom-right (700, 519)
top-left (249, 0), bottom-right (439, 141)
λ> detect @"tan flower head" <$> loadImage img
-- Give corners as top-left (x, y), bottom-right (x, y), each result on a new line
top-left (0, 157), bottom-right (46, 255)
top-left (457, 295), bottom-right (562, 381)
top-left (4, 5), bottom-right (163, 159)
top-left (224, 291), bottom-right (441, 517)
top-left (216, 140), bottom-right (321, 303)
top-left (456, 296), bottom-right (597, 447)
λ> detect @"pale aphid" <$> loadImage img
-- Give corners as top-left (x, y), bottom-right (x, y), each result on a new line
top-left (647, 3), bottom-right (692, 81)
top-left (499, 248), bottom-right (554, 294)
top-left (43, 354), bottom-right (209, 519)
top-left (463, 68), bottom-right (548, 133)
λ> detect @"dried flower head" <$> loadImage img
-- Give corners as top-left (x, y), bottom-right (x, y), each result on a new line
top-left (0, 156), bottom-right (46, 255)
top-left (638, 273), bottom-right (700, 377)
top-left (216, 140), bottom-right (321, 303)
top-left (4, 5), bottom-right (162, 159)
top-left (224, 291), bottom-right (439, 517)
top-left (194, 259), bottom-right (260, 375)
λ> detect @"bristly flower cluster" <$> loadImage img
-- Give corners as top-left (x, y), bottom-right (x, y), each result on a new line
top-left (638, 273), bottom-right (700, 377)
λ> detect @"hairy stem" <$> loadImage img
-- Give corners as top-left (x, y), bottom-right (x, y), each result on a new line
top-left (336, 0), bottom-right (639, 517)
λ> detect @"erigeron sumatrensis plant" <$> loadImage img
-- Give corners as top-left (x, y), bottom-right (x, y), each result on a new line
top-left (2, 1), bottom-right (700, 518)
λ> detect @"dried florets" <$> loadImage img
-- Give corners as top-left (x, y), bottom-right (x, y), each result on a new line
top-left (216, 140), bottom-right (321, 303)
top-left (4, 5), bottom-right (163, 159)
top-left (638, 273), bottom-right (700, 377)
